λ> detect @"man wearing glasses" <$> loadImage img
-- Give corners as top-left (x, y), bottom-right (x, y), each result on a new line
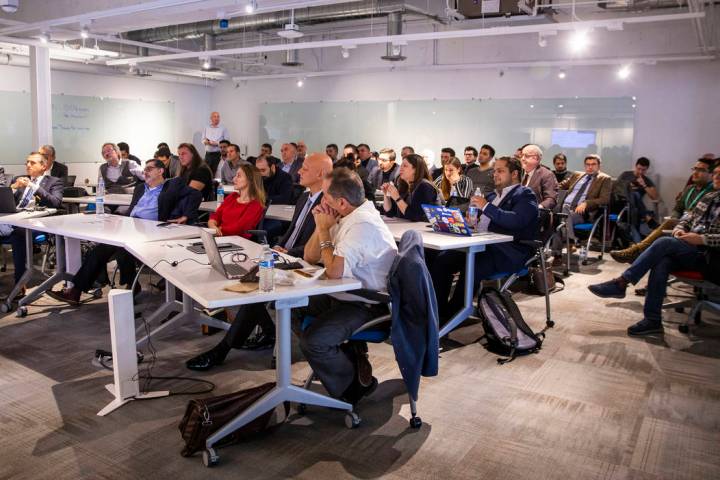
top-left (47, 159), bottom-right (202, 306)
top-left (611, 157), bottom-right (716, 263)
top-left (519, 144), bottom-right (558, 210)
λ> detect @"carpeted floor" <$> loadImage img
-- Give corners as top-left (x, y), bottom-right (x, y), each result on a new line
top-left (0, 256), bottom-right (718, 479)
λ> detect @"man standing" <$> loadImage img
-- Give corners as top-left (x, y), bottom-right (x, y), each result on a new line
top-left (589, 164), bottom-right (720, 336)
top-left (466, 144), bottom-right (495, 196)
top-left (215, 144), bottom-right (248, 185)
top-left (279, 142), bottom-right (304, 183)
top-left (296, 168), bottom-right (398, 404)
top-left (520, 144), bottom-right (558, 210)
top-left (202, 111), bottom-right (229, 176)
top-left (255, 155), bottom-right (293, 205)
top-left (552, 153), bottom-right (572, 184)
top-left (184, 153), bottom-right (335, 372)
top-left (368, 148), bottom-right (400, 189)
top-left (38, 144), bottom-right (68, 181)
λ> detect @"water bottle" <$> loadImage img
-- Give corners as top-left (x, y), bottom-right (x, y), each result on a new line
top-left (95, 176), bottom-right (105, 216)
top-left (216, 185), bottom-right (225, 204)
top-left (579, 246), bottom-right (588, 262)
top-left (466, 187), bottom-right (483, 229)
top-left (258, 246), bottom-right (275, 292)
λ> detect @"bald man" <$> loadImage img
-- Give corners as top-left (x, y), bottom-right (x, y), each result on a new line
top-left (202, 111), bottom-right (230, 175)
top-left (186, 152), bottom-right (335, 371)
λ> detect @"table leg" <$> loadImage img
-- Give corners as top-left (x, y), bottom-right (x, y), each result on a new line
top-left (439, 245), bottom-right (484, 338)
top-left (205, 296), bottom-right (351, 454)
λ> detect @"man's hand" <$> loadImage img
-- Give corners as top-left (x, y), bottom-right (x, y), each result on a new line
top-left (672, 229), bottom-right (686, 238)
top-left (635, 175), bottom-right (647, 188)
top-left (202, 138), bottom-right (210, 145)
top-left (470, 194), bottom-right (487, 209)
top-left (312, 203), bottom-right (339, 230)
top-left (12, 177), bottom-right (29, 190)
top-left (575, 202), bottom-right (587, 215)
top-left (167, 216), bottom-right (188, 225)
top-left (273, 246), bottom-right (288, 254)
top-left (677, 231), bottom-right (705, 245)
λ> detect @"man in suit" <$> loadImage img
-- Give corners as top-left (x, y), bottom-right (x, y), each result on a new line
top-left (47, 160), bottom-right (201, 306)
top-left (2, 152), bottom-right (64, 289)
top-left (256, 155), bottom-right (293, 205)
top-left (186, 152), bottom-right (334, 371)
top-left (520, 144), bottom-right (558, 210)
top-left (357, 143), bottom-right (378, 178)
top-left (368, 148), bottom-right (400, 190)
top-left (280, 142), bottom-right (304, 183)
top-left (551, 154), bottom-right (613, 262)
top-left (429, 156), bottom-right (539, 321)
top-left (38, 145), bottom-right (68, 181)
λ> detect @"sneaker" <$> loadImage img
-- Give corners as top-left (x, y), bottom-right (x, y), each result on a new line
top-left (588, 279), bottom-right (627, 299)
top-left (610, 249), bottom-right (638, 264)
top-left (627, 319), bottom-right (664, 336)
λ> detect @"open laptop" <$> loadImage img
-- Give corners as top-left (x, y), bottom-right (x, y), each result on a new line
top-left (201, 229), bottom-right (248, 279)
top-left (422, 204), bottom-right (488, 237)
top-left (0, 187), bottom-right (18, 214)
top-left (186, 240), bottom-right (243, 255)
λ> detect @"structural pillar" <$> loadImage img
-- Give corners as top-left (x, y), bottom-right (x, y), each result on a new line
top-left (29, 45), bottom-right (52, 147)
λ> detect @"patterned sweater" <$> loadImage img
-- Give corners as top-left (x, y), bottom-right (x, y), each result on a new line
top-left (676, 189), bottom-right (720, 247)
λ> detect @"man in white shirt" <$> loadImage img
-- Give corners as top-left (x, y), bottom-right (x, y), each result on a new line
top-left (202, 111), bottom-right (230, 176)
top-left (98, 142), bottom-right (145, 194)
top-left (296, 167), bottom-right (398, 405)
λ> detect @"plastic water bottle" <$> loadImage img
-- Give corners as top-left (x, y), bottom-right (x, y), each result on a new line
top-left (466, 187), bottom-right (483, 230)
top-left (579, 246), bottom-right (588, 262)
top-left (95, 176), bottom-right (105, 216)
top-left (258, 246), bottom-right (275, 292)
top-left (216, 185), bottom-right (225, 204)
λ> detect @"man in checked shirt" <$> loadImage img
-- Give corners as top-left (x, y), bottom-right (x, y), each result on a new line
top-left (589, 164), bottom-right (720, 336)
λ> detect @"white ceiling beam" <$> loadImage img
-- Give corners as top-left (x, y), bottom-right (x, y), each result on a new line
top-left (106, 11), bottom-right (706, 66)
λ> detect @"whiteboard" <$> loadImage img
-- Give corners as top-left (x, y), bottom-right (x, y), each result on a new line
top-left (259, 97), bottom-right (635, 176)
top-left (0, 90), bottom-right (175, 166)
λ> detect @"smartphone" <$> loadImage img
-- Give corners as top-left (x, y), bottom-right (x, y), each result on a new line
top-left (156, 221), bottom-right (172, 227)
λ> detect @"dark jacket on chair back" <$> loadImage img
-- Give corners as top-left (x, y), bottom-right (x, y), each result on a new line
top-left (128, 177), bottom-right (202, 224)
top-left (389, 230), bottom-right (440, 401)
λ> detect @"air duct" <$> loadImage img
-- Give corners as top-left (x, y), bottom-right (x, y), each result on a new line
top-left (201, 34), bottom-right (221, 71)
top-left (282, 39), bottom-right (303, 66)
top-left (381, 11), bottom-right (406, 61)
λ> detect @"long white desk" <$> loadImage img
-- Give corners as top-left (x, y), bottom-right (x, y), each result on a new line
top-left (199, 200), bottom-right (218, 213)
top-left (63, 194), bottom-right (133, 213)
top-left (126, 236), bottom-right (362, 463)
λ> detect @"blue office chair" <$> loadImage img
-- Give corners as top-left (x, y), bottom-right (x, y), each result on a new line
top-left (1, 233), bottom-right (51, 276)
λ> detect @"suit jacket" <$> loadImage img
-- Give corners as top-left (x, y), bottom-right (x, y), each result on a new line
top-left (481, 184), bottom-right (539, 273)
top-left (49, 161), bottom-right (68, 179)
top-left (368, 164), bottom-right (400, 190)
top-left (0, 167), bottom-right (7, 187)
top-left (282, 156), bottom-right (304, 183)
top-left (263, 168), bottom-right (293, 205)
top-left (128, 177), bottom-right (202, 224)
top-left (560, 171), bottom-right (613, 212)
top-left (360, 158), bottom-right (379, 178)
top-left (13, 175), bottom-right (64, 209)
top-left (523, 164), bottom-right (558, 210)
top-left (277, 191), bottom-right (323, 258)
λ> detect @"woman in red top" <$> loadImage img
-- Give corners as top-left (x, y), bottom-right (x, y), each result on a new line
top-left (208, 163), bottom-right (265, 238)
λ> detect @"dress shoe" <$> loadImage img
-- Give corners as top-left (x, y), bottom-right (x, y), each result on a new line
top-left (341, 376), bottom-right (378, 406)
top-left (185, 344), bottom-right (229, 371)
top-left (351, 342), bottom-right (373, 388)
top-left (46, 287), bottom-right (81, 306)
top-left (627, 319), bottom-right (664, 336)
top-left (588, 279), bottom-right (627, 299)
top-left (610, 249), bottom-right (639, 264)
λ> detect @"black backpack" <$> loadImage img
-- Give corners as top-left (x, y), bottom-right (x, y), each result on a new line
top-left (477, 287), bottom-right (544, 364)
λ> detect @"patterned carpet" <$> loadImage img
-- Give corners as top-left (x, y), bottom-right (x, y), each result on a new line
top-left (0, 257), bottom-right (718, 479)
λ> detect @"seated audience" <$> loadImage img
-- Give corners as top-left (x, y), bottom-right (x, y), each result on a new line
top-left (177, 142), bottom-right (213, 200)
top-left (279, 142), bottom-right (304, 183)
top-left (401, 146), bottom-right (414, 159)
top-left (520, 144), bottom-right (558, 210)
top-left (462, 146), bottom-right (479, 173)
top-left (325, 143), bottom-right (339, 163)
top-left (1, 152), bottom-right (63, 289)
top-left (589, 163), bottom-right (720, 336)
top-left (157, 141), bottom-right (179, 164)
top-left (466, 144), bottom-right (495, 196)
top-left (185, 153), bottom-right (334, 371)
top-left (99, 142), bottom-right (145, 193)
top-left (334, 157), bottom-right (375, 201)
top-left (382, 153), bottom-right (437, 221)
top-left (434, 156), bottom-right (474, 206)
top-left (296, 140), bottom-right (308, 160)
top-left (613, 157), bottom-right (659, 242)
top-left (47, 160), bottom-right (201, 305)
top-left (552, 153), bottom-right (572, 184)
top-left (295, 167), bottom-right (398, 404)
top-left (117, 141), bottom-right (141, 164)
top-left (260, 143), bottom-right (272, 157)
top-left (38, 144), bottom-right (68, 181)
top-left (429, 156), bottom-right (538, 321)
top-left (208, 164), bottom-right (265, 239)
top-left (215, 143), bottom-right (248, 185)
top-left (368, 148), bottom-right (400, 189)
top-left (551, 154), bottom-right (612, 263)
top-left (433, 147), bottom-right (455, 179)
top-left (357, 143), bottom-right (378, 177)
top-left (0, 164), bottom-right (6, 187)
top-left (612, 157), bottom-right (715, 263)
top-left (255, 155), bottom-right (293, 205)
top-left (155, 147), bottom-right (181, 178)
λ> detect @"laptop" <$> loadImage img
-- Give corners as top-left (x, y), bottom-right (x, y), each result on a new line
top-left (186, 241), bottom-right (243, 255)
top-left (0, 187), bottom-right (18, 214)
top-left (422, 204), bottom-right (488, 237)
top-left (201, 229), bottom-right (248, 279)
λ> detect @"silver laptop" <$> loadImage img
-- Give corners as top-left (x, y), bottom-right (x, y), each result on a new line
top-left (201, 229), bottom-right (248, 279)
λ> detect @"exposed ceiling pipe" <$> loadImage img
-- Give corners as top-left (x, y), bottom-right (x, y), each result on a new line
top-left (125, 0), bottom-right (445, 43)
top-left (282, 39), bottom-right (303, 66)
top-left (201, 33), bottom-right (222, 71)
top-left (381, 11), bottom-right (406, 61)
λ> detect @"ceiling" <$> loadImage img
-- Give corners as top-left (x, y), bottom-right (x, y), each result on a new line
top-left (0, 0), bottom-right (717, 85)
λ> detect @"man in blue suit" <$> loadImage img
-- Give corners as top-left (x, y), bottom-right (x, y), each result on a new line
top-left (429, 155), bottom-right (539, 321)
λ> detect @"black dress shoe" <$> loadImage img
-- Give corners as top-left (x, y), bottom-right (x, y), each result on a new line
top-left (341, 376), bottom-right (378, 406)
top-left (185, 345), bottom-right (229, 371)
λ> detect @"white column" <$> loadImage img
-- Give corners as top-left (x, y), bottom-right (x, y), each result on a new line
top-left (29, 45), bottom-right (52, 147)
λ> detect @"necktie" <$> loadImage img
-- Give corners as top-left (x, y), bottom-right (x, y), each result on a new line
top-left (18, 182), bottom-right (35, 208)
top-left (522, 172), bottom-right (530, 186)
top-left (569, 175), bottom-right (593, 209)
top-left (285, 196), bottom-right (314, 249)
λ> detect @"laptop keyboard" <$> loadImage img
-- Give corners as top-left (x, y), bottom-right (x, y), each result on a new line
top-left (225, 263), bottom-right (247, 276)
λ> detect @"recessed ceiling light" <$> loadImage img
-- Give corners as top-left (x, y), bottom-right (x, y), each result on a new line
top-left (558, 104), bottom-right (564, 108)
top-left (80, 26), bottom-right (90, 39)
top-left (530, 104), bottom-right (535, 108)
top-left (558, 70), bottom-right (566, 79)
top-left (617, 65), bottom-right (631, 79)
top-left (569, 30), bottom-right (590, 53)
top-left (245, 0), bottom-right (257, 14)
top-left (296, 78), bottom-right (304, 88)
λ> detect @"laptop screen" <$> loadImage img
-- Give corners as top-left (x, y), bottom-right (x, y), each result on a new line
top-left (201, 229), bottom-right (228, 276)
top-left (422, 204), bottom-right (474, 236)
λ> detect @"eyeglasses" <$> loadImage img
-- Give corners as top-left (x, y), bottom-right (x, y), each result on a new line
top-left (521, 153), bottom-right (539, 159)
top-left (143, 166), bottom-right (159, 173)
top-left (691, 167), bottom-right (709, 173)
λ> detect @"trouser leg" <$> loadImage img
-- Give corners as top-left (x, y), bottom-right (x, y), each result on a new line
top-left (623, 236), bottom-right (697, 285)
top-left (72, 244), bottom-right (123, 292)
top-left (223, 303), bottom-right (273, 349)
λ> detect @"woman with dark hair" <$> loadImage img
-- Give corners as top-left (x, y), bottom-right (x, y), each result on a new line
top-left (208, 163), bottom-right (265, 238)
top-left (382, 153), bottom-right (437, 221)
top-left (434, 156), bottom-right (474, 207)
top-left (177, 142), bottom-right (213, 200)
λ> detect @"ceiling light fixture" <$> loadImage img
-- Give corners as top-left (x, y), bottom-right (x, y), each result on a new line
top-left (558, 70), bottom-right (566, 79)
top-left (538, 33), bottom-right (547, 48)
top-left (39, 32), bottom-right (49, 44)
top-left (296, 77), bottom-right (304, 88)
top-left (202, 58), bottom-right (211, 70)
top-left (617, 65), bottom-right (631, 79)
top-left (245, 0), bottom-right (257, 14)
top-left (341, 48), bottom-right (350, 59)
top-left (80, 26), bottom-right (90, 39)
top-left (569, 29), bottom-right (590, 53)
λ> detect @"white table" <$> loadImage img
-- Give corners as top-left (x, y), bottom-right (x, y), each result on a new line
top-left (199, 200), bottom-right (218, 213)
top-left (63, 194), bottom-right (133, 213)
top-left (0, 209), bottom-right (57, 310)
top-left (382, 217), bottom-right (513, 337)
top-left (126, 236), bottom-right (362, 464)
top-left (0, 214), bottom-right (201, 316)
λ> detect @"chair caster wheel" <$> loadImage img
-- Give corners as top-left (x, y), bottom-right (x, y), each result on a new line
top-left (16, 306), bottom-right (27, 318)
top-left (546, 320), bottom-right (555, 328)
top-left (296, 403), bottom-right (307, 415)
top-left (345, 411), bottom-right (361, 429)
top-left (678, 324), bottom-right (690, 334)
top-left (409, 416), bottom-right (422, 429)
top-left (202, 448), bottom-right (219, 467)
top-left (0, 302), bottom-right (10, 313)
